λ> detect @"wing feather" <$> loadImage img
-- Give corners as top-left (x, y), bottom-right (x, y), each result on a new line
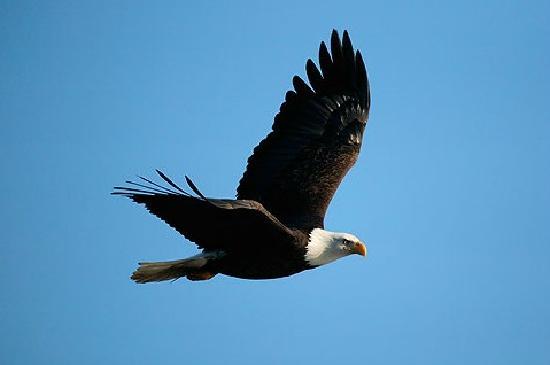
top-left (114, 172), bottom-right (295, 252)
top-left (292, 76), bottom-right (314, 96)
top-left (306, 59), bottom-right (324, 92)
top-left (237, 30), bottom-right (371, 229)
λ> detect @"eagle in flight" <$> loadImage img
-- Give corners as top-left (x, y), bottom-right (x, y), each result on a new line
top-left (114, 30), bottom-right (371, 283)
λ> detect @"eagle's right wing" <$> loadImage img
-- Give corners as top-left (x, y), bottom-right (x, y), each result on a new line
top-left (113, 171), bottom-right (296, 253)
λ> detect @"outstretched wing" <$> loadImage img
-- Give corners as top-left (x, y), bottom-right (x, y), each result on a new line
top-left (237, 30), bottom-right (371, 229)
top-left (113, 171), bottom-right (296, 253)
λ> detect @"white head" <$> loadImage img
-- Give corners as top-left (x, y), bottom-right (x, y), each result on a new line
top-left (305, 228), bottom-right (367, 266)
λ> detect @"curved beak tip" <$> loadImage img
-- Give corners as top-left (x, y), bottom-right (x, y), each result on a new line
top-left (355, 242), bottom-right (367, 257)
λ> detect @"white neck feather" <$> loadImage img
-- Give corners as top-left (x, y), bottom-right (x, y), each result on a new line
top-left (305, 228), bottom-right (360, 266)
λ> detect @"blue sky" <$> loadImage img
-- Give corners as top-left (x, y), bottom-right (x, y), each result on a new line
top-left (1, 1), bottom-right (549, 364)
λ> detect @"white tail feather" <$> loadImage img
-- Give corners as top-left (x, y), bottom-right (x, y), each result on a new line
top-left (131, 251), bottom-right (224, 283)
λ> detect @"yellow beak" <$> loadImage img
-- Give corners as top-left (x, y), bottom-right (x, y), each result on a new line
top-left (353, 242), bottom-right (367, 257)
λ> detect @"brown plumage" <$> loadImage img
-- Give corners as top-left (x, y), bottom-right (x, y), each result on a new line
top-left (237, 30), bottom-right (369, 229)
top-left (114, 30), bottom-right (371, 283)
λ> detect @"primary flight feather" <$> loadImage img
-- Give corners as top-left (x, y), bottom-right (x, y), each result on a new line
top-left (113, 30), bottom-right (371, 283)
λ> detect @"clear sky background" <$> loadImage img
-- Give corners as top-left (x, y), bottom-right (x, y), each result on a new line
top-left (1, 1), bottom-right (549, 364)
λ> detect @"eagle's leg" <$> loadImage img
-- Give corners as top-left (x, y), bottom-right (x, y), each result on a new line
top-left (186, 272), bottom-right (216, 281)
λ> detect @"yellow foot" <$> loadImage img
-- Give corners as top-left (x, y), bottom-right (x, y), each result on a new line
top-left (186, 272), bottom-right (216, 281)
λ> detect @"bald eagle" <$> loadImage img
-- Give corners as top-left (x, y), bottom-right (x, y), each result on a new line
top-left (114, 30), bottom-right (371, 283)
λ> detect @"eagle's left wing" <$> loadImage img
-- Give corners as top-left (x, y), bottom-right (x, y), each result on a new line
top-left (237, 30), bottom-right (370, 230)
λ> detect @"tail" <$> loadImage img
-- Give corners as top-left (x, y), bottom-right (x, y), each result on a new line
top-left (131, 251), bottom-right (223, 283)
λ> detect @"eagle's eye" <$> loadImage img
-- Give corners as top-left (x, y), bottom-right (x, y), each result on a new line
top-left (340, 239), bottom-right (354, 251)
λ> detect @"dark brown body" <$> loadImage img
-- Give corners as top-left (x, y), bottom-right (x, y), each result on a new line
top-left (205, 230), bottom-right (312, 279)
